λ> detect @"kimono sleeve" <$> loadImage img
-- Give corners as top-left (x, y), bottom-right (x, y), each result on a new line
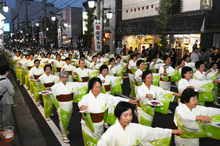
top-left (29, 68), bottom-right (34, 77)
top-left (78, 94), bottom-right (88, 109)
top-left (51, 83), bottom-right (58, 97)
top-left (198, 106), bottom-right (220, 117)
top-left (178, 79), bottom-right (188, 94)
top-left (139, 126), bottom-right (172, 143)
top-left (106, 95), bottom-right (129, 108)
top-left (97, 127), bottom-right (115, 146)
top-left (137, 86), bottom-right (148, 105)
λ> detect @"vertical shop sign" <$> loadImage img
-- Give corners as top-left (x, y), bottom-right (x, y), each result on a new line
top-left (94, 20), bottom-right (102, 52)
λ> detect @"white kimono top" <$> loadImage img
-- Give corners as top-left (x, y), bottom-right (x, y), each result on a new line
top-left (29, 66), bottom-right (44, 78)
top-left (128, 60), bottom-right (137, 70)
top-left (61, 63), bottom-right (76, 72)
top-left (78, 91), bottom-right (129, 114)
top-left (174, 104), bottom-right (220, 132)
top-left (138, 83), bottom-right (166, 104)
top-left (97, 74), bottom-right (114, 86)
top-left (90, 62), bottom-right (101, 70)
top-left (18, 58), bottom-right (27, 64)
top-left (193, 70), bottom-right (206, 80)
top-left (13, 56), bottom-right (20, 61)
top-left (38, 73), bottom-right (59, 84)
top-left (51, 82), bottom-right (78, 97)
top-left (45, 58), bottom-right (54, 64)
top-left (156, 58), bottom-right (163, 63)
top-left (97, 119), bottom-right (172, 146)
top-left (115, 62), bottom-right (126, 68)
top-left (87, 56), bottom-right (93, 62)
top-left (39, 57), bottom-right (47, 64)
top-left (53, 60), bottom-right (65, 68)
top-left (159, 64), bottom-right (175, 76)
top-left (135, 69), bottom-right (143, 84)
top-left (206, 68), bottom-right (218, 80)
top-left (178, 78), bottom-right (197, 94)
top-left (75, 68), bottom-right (90, 77)
top-left (22, 59), bottom-right (34, 68)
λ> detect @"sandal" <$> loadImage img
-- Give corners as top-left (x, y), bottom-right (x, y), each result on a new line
top-left (63, 137), bottom-right (70, 143)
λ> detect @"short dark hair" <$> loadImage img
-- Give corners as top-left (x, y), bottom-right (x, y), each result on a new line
top-left (99, 65), bottom-right (108, 73)
top-left (88, 77), bottom-right (102, 92)
top-left (29, 53), bottom-right (34, 56)
top-left (130, 54), bottom-right (137, 59)
top-left (92, 55), bottom-right (97, 60)
top-left (0, 64), bottom-right (10, 75)
top-left (142, 69), bottom-right (152, 81)
top-left (210, 62), bottom-right (217, 68)
top-left (65, 57), bottom-right (71, 61)
top-left (47, 53), bottom-right (51, 56)
top-left (182, 55), bottom-right (190, 61)
top-left (181, 66), bottom-right (193, 78)
top-left (116, 56), bottom-right (121, 60)
top-left (40, 53), bottom-right (45, 56)
top-left (177, 59), bottom-right (184, 66)
top-left (80, 54), bottom-right (85, 59)
top-left (114, 102), bottom-right (134, 119)
top-left (136, 59), bottom-right (144, 67)
top-left (56, 54), bottom-right (61, 58)
top-left (109, 58), bottom-right (115, 64)
top-left (34, 59), bottom-right (40, 64)
top-left (181, 88), bottom-right (198, 104)
top-left (78, 59), bottom-right (85, 65)
top-left (44, 64), bottom-right (52, 71)
top-left (195, 60), bottom-right (204, 69)
top-left (163, 55), bottom-right (170, 61)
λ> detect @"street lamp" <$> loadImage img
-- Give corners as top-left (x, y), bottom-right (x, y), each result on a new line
top-left (106, 10), bottom-right (113, 19)
top-left (3, 5), bottom-right (8, 12)
top-left (51, 16), bottom-right (56, 21)
top-left (64, 22), bottom-right (68, 27)
top-left (36, 22), bottom-right (39, 27)
top-left (88, 0), bottom-right (95, 8)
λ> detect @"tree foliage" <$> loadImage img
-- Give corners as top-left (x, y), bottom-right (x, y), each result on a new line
top-left (154, 0), bottom-right (173, 52)
top-left (83, 5), bottom-right (96, 48)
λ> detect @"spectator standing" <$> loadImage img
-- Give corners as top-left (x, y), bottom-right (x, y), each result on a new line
top-left (190, 48), bottom-right (199, 63)
top-left (0, 64), bottom-right (15, 128)
top-left (116, 44), bottom-right (123, 55)
top-left (128, 47), bottom-right (134, 55)
top-left (122, 45), bottom-right (127, 55)
top-left (170, 48), bottom-right (177, 68)
top-left (210, 48), bottom-right (220, 69)
top-left (134, 47), bottom-right (139, 54)
top-left (200, 48), bottom-right (210, 69)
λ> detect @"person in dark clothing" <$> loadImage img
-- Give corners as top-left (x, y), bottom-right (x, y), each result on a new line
top-left (170, 48), bottom-right (177, 68)
top-left (210, 48), bottom-right (220, 69)
top-left (128, 47), bottom-right (134, 55)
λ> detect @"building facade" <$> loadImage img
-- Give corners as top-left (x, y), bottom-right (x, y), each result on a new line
top-left (116, 0), bottom-right (218, 56)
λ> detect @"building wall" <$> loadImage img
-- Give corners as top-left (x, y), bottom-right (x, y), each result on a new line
top-left (122, 0), bottom-right (159, 20)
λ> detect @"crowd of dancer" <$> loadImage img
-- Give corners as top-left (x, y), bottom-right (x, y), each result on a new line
top-left (2, 44), bottom-right (220, 146)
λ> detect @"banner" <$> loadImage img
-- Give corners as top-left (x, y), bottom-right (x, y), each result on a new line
top-left (94, 20), bottom-right (102, 52)
top-left (58, 28), bottom-right (62, 48)
top-left (39, 32), bottom-right (44, 46)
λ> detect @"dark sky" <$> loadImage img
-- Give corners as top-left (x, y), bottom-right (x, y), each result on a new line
top-left (5, 0), bottom-right (87, 23)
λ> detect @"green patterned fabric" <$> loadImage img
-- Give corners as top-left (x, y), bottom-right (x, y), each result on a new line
top-left (171, 70), bottom-right (181, 82)
top-left (149, 136), bottom-right (171, 146)
top-left (110, 77), bottom-right (122, 95)
top-left (82, 113), bottom-right (94, 132)
top-left (60, 107), bottom-right (73, 137)
top-left (82, 130), bottom-right (99, 146)
top-left (198, 82), bottom-right (213, 102)
top-left (155, 93), bottom-right (173, 114)
top-left (153, 75), bottom-right (160, 86)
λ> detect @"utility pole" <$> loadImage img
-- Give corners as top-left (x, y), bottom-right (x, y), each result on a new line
top-left (25, 0), bottom-right (29, 45)
top-left (43, 0), bottom-right (47, 47)
top-left (97, 0), bottom-right (100, 20)
top-left (101, 0), bottom-right (104, 52)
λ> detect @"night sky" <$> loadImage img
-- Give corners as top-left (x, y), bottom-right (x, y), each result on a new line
top-left (5, 0), bottom-right (87, 23)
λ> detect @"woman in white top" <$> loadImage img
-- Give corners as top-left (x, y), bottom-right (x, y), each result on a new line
top-left (137, 70), bottom-right (180, 126)
top-left (193, 60), bottom-right (211, 80)
top-left (78, 77), bottom-right (140, 146)
top-left (61, 58), bottom-right (76, 81)
top-left (49, 71), bottom-right (79, 143)
top-left (108, 58), bottom-right (117, 76)
top-left (159, 55), bottom-right (175, 91)
top-left (98, 102), bottom-right (183, 146)
top-left (174, 88), bottom-right (220, 146)
top-left (37, 65), bottom-right (59, 121)
top-left (135, 59), bottom-right (145, 86)
top-left (75, 59), bottom-right (90, 82)
top-left (53, 54), bottom-right (65, 76)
